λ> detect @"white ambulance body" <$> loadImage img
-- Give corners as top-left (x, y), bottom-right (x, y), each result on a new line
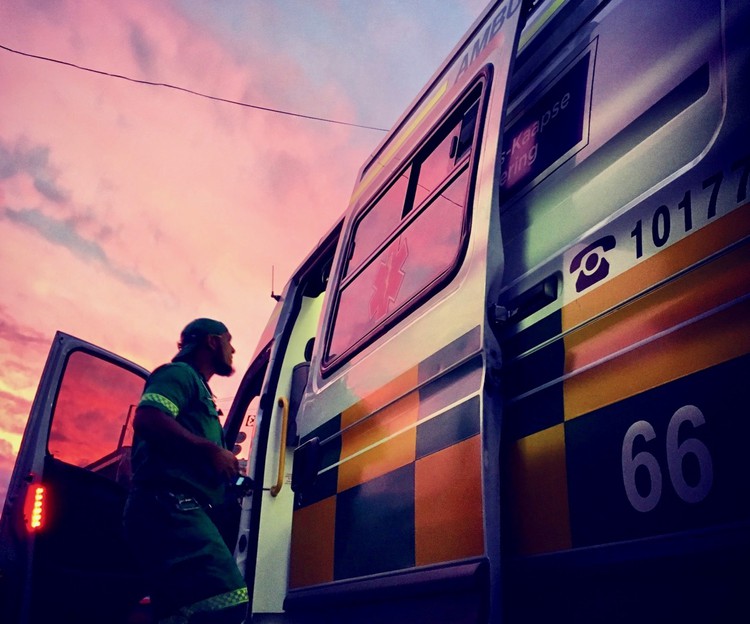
top-left (2, 1), bottom-right (748, 622)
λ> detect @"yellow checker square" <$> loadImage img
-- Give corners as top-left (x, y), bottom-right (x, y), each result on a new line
top-left (564, 298), bottom-right (750, 421)
top-left (509, 423), bottom-right (571, 556)
top-left (338, 367), bottom-right (420, 493)
top-left (338, 393), bottom-right (419, 493)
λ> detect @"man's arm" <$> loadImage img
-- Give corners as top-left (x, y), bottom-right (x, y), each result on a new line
top-left (133, 405), bottom-right (239, 480)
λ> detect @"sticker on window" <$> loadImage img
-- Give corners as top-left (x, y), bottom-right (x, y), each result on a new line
top-left (499, 49), bottom-right (592, 198)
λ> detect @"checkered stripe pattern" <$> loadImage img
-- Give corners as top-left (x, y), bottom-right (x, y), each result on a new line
top-left (289, 328), bottom-right (485, 588)
top-left (159, 587), bottom-right (249, 623)
top-left (506, 205), bottom-right (750, 556)
top-left (140, 392), bottom-right (180, 417)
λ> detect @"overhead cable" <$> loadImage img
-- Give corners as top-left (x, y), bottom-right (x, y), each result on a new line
top-left (0, 43), bottom-right (388, 132)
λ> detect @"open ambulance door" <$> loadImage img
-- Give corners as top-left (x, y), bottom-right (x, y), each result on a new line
top-left (228, 222), bottom-right (341, 621)
top-left (0, 332), bottom-right (150, 624)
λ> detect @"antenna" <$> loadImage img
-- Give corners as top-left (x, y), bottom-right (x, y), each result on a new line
top-left (271, 266), bottom-right (281, 301)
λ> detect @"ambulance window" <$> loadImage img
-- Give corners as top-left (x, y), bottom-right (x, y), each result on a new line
top-left (412, 99), bottom-right (477, 210)
top-left (456, 99), bottom-right (479, 160)
top-left (346, 171), bottom-right (411, 275)
top-left (329, 167), bottom-right (469, 360)
top-left (325, 80), bottom-right (484, 370)
top-left (47, 350), bottom-right (145, 483)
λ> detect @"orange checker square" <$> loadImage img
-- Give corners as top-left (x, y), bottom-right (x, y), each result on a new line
top-left (564, 297), bottom-right (750, 421)
top-left (338, 391), bottom-right (419, 493)
top-left (289, 496), bottom-right (336, 589)
top-left (564, 243), bottom-right (750, 376)
top-left (509, 423), bottom-right (571, 556)
top-left (414, 435), bottom-right (484, 566)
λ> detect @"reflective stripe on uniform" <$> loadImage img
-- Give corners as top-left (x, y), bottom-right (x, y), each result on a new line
top-left (140, 392), bottom-right (180, 417)
top-left (158, 587), bottom-right (249, 623)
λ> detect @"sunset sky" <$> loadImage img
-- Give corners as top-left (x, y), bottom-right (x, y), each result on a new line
top-left (0, 0), bottom-right (487, 506)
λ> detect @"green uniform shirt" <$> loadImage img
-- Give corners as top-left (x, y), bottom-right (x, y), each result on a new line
top-left (131, 361), bottom-right (227, 506)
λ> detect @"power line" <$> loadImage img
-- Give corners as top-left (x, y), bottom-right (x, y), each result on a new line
top-left (0, 43), bottom-right (388, 132)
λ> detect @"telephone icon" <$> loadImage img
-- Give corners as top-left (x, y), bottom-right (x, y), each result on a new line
top-left (570, 235), bottom-right (616, 292)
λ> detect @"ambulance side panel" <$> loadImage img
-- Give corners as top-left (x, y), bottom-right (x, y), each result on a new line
top-left (492, 0), bottom-right (749, 620)
top-left (280, 2), bottom-right (523, 622)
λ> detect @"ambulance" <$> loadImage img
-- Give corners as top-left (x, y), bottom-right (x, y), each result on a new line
top-left (1, 0), bottom-right (748, 621)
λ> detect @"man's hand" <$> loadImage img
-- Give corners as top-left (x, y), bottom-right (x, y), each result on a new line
top-left (134, 406), bottom-right (239, 480)
top-left (203, 443), bottom-right (239, 481)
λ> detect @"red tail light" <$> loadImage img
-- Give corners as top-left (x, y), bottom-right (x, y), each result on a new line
top-left (24, 484), bottom-right (46, 531)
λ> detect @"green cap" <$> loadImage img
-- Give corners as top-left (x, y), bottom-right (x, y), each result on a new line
top-left (172, 318), bottom-right (229, 362)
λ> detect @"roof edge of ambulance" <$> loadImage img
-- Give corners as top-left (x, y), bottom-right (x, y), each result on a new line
top-left (356, 0), bottom-right (510, 186)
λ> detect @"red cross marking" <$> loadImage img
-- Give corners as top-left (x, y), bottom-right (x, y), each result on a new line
top-left (369, 237), bottom-right (409, 321)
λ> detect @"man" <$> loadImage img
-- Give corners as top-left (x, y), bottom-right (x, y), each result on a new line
top-left (123, 318), bottom-right (248, 624)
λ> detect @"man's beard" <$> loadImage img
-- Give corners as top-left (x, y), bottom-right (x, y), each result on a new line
top-left (214, 352), bottom-right (235, 377)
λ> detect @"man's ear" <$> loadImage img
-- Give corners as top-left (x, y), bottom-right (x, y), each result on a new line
top-left (206, 335), bottom-right (220, 351)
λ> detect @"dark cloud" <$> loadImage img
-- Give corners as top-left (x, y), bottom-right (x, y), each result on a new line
top-left (2, 206), bottom-right (154, 290)
top-left (129, 22), bottom-right (156, 75)
top-left (0, 138), bottom-right (69, 203)
top-left (0, 136), bottom-right (154, 290)
top-left (6, 207), bottom-right (107, 261)
top-left (27, 0), bottom-right (66, 16)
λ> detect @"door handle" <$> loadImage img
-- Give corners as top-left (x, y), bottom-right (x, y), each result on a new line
top-left (270, 397), bottom-right (289, 497)
top-left (491, 273), bottom-right (560, 325)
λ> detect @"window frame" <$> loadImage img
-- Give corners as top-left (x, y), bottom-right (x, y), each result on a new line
top-left (46, 347), bottom-right (145, 478)
top-left (322, 71), bottom-right (492, 375)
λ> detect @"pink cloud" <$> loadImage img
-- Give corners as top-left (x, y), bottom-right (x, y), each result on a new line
top-left (0, 0), bottom-right (484, 511)
top-left (0, 391), bottom-right (31, 436)
top-left (0, 1), bottom-right (374, 509)
top-left (0, 437), bottom-right (16, 511)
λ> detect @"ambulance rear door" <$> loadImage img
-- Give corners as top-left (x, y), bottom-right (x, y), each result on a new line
top-left (0, 331), bottom-right (149, 624)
